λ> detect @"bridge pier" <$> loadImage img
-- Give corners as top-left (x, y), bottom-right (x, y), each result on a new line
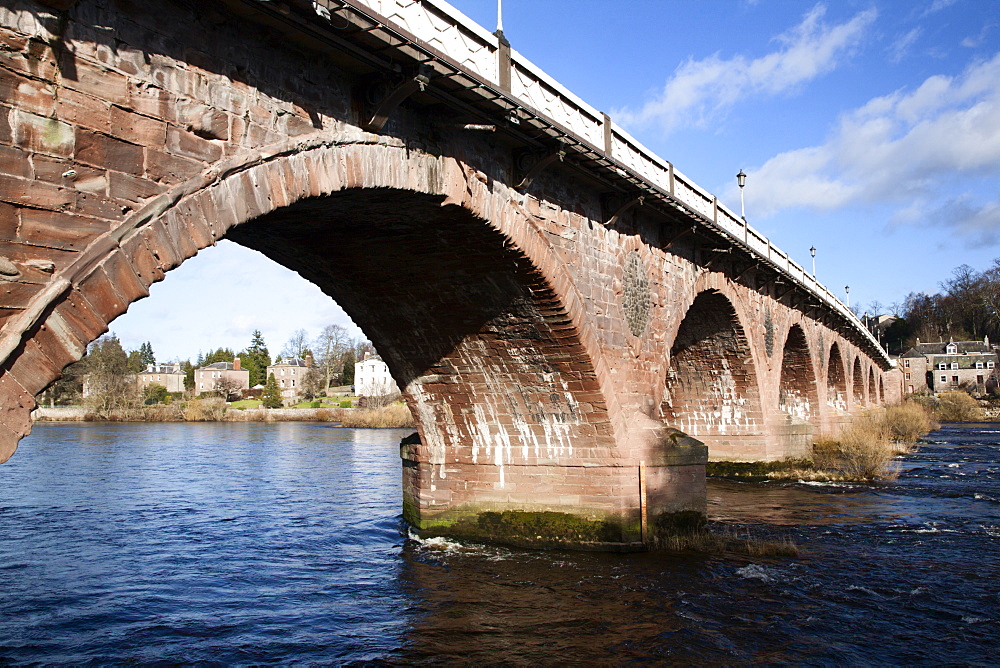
top-left (400, 421), bottom-right (707, 551)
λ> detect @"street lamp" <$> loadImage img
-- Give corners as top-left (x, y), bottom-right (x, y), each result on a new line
top-left (810, 246), bottom-right (816, 276)
top-left (845, 285), bottom-right (850, 308)
top-left (736, 169), bottom-right (746, 220)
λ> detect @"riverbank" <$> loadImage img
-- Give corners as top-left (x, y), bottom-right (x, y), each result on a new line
top-left (32, 403), bottom-right (415, 428)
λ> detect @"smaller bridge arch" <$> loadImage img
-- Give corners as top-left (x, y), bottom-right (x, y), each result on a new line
top-left (778, 324), bottom-right (818, 421)
top-left (827, 342), bottom-right (848, 412)
top-left (661, 289), bottom-right (764, 460)
top-left (852, 357), bottom-right (865, 408)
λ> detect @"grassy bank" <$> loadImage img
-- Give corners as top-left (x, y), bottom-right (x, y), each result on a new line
top-left (709, 401), bottom-right (939, 483)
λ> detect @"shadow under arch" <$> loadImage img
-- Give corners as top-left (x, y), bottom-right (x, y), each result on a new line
top-left (868, 366), bottom-right (878, 405)
top-left (660, 289), bottom-right (765, 461)
top-left (852, 357), bottom-right (865, 408)
top-left (827, 342), bottom-right (848, 412)
top-left (778, 324), bottom-right (818, 421)
top-left (226, 186), bottom-right (615, 458)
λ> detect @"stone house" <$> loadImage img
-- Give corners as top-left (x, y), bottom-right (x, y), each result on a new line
top-left (194, 359), bottom-right (250, 396)
top-left (266, 356), bottom-right (312, 400)
top-left (900, 338), bottom-right (998, 394)
top-left (134, 362), bottom-right (186, 394)
top-left (354, 353), bottom-right (399, 397)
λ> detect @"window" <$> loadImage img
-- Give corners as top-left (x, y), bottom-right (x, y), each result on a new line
top-left (904, 359), bottom-right (910, 368)
top-left (989, 361), bottom-right (996, 369)
top-left (291, 379), bottom-right (295, 387)
top-left (947, 343), bottom-right (957, 354)
top-left (905, 372), bottom-right (911, 380)
top-left (976, 361), bottom-right (984, 369)
top-left (940, 375), bottom-right (947, 383)
top-left (280, 379), bottom-right (285, 387)
top-left (939, 363), bottom-right (947, 370)
top-left (951, 362), bottom-right (959, 370)
top-left (978, 375), bottom-right (985, 385)
top-left (952, 376), bottom-right (959, 385)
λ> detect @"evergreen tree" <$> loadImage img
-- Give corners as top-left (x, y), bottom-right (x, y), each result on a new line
top-left (139, 341), bottom-right (155, 365)
top-left (126, 349), bottom-right (144, 373)
top-left (202, 348), bottom-right (236, 365)
top-left (342, 350), bottom-right (356, 386)
top-left (239, 329), bottom-right (271, 387)
top-left (181, 360), bottom-right (195, 391)
top-left (262, 373), bottom-right (283, 408)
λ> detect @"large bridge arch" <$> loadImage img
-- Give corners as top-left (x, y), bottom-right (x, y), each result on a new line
top-left (1, 137), bottom-right (698, 542)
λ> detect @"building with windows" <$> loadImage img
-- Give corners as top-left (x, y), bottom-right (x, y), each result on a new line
top-left (354, 353), bottom-right (399, 397)
top-left (134, 362), bottom-right (186, 393)
top-left (194, 359), bottom-right (250, 396)
top-left (899, 338), bottom-right (998, 394)
top-left (266, 357), bottom-right (312, 400)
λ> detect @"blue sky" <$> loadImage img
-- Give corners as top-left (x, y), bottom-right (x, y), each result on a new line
top-left (112, 0), bottom-right (1000, 361)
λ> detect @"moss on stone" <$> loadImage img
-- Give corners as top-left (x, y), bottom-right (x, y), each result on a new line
top-left (413, 509), bottom-right (641, 550)
top-left (706, 459), bottom-right (814, 479)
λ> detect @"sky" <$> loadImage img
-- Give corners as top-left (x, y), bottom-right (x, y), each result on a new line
top-left (110, 0), bottom-right (1000, 362)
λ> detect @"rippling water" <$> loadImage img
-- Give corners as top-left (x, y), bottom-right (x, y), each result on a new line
top-left (1, 422), bottom-right (997, 664)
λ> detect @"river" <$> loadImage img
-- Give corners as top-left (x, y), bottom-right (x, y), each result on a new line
top-left (0, 422), bottom-right (997, 664)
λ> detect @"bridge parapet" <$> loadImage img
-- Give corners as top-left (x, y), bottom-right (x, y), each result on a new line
top-left (307, 0), bottom-right (887, 364)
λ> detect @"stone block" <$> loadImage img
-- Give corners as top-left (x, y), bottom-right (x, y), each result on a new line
top-left (62, 57), bottom-right (129, 106)
top-left (54, 288), bottom-right (108, 343)
top-left (18, 208), bottom-right (107, 251)
top-left (99, 252), bottom-right (149, 304)
top-left (109, 106), bottom-right (167, 146)
top-left (5, 339), bottom-right (59, 395)
top-left (74, 129), bottom-right (144, 175)
top-left (108, 171), bottom-right (164, 203)
top-left (166, 126), bottom-right (222, 163)
top-left (143, 148), bottom-right (202, 184)
top-left (0, 279), bottom-right (40, 309)
top-left (0, 373), bottom-right (35, 461)
top-left (11, 110), bottom-right (74, 156)
top-left (0, 173), bottom-right (74, 210)
top-left (0, 67), bottom-right (55, 116)
top-left (0, 145), bottom-right (30, 179)
top-left (78, 267), bottom-right (128, 323)
top-left (54, 86), bottom-right (111, 133)
top-left (32, 311), bottom-right (87, 372)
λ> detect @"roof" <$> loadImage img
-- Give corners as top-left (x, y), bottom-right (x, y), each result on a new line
top-left (201, 361), bottom-right (236, 370)
top-left (270, 357), bottom-right (309, 367)
top-left (911, 341), bottom-right (992, 355)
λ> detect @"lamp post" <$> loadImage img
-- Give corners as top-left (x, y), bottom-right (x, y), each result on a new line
top-left (810, 246), bottom-right (816, 276)
top-left (845, 285), bottom-right (851, 308)
top-left (736, 169), bottom-right (746, 220)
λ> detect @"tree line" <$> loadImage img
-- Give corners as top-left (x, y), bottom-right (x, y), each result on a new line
top-left (39, 324), bottom-right (374, 407)
top-left (874, 259), bottom-right (1000, 355)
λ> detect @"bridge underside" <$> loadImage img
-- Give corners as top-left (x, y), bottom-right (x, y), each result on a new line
top-left (0, 0), bottom-right (898, 549)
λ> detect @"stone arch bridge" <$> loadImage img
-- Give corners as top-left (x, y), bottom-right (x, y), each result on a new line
top-left (0, 0), bottom-right (898, 548)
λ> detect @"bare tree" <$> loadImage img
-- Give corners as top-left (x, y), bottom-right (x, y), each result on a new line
top-left (315, 324), bottom-right (351, 389)
top-left (214, 376), bottom-right (244, 402)
top-left (281, 329), bottom-right (311, 360)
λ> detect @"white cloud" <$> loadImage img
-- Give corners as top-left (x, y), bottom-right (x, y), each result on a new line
top-left (740, 53), bottom-right (1000, 239)
top-left (889, 28), bottom-right (921, 63)
top-left (614, 4), bottom-right (876, 134)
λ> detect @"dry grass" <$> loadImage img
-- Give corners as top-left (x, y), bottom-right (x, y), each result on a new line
top-left (339, 403), bottom-right (414, 428)
top-left (835, 413), bottom-right (901, 481)
top-left (183, 398), bottom-right (226, 421)
top-left (935, 391), bottom-right (983, 422)
top-left (656, 528), bottom-right (799, 557)
top-left (884, 401), bottom-right (939, 441)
